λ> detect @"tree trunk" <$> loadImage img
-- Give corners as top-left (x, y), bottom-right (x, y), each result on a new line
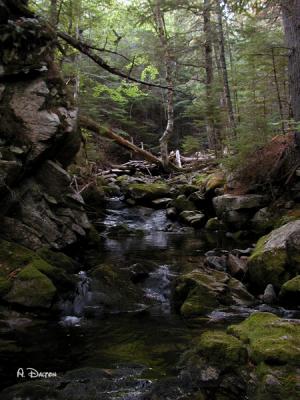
top-left (216, 0), bottom-right (236, 137)
top-left (153, 0), bottom-right (174, 168)
top-left (203, 0), bottom-right (220, 154)
top-left (79, 115), bottom-right (178, 171)
top-left (50, 0), bottom-right (58, 26)
top-left (281, 0), bottom-right (300, 145)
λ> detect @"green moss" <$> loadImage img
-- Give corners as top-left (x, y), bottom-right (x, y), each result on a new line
top-left (4, 266), bottom-right (56, 308)
top-left (248, 235), bottom-right (288, 290)
top-left (228, 312), bottom-right (300, 365)
top-left (205, 217), bottom-right (225, 231)
top-left (279, 275), bottom-right (300, 306)
top-left (193, 174), bottom-right (209, 186)
top-left (127, 182), bottom-right (169, 201)
top-left (0, 277), bottom-right (12, 296)
top-left (205, 173), bottom-right (225, 191)
top-left (36, 247), bottom-right (77, 273)
top-left (172, 195), bottom-right (196, 212)
top-left (197, 330), bottom-right (248, 366)
top-left (255, 363), bottom-right (300, 400)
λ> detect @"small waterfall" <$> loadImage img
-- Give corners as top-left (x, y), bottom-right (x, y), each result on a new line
top-left (142, 265), bottom-right (176, 314)
top-left (59, 271), bottom-right (91, 326)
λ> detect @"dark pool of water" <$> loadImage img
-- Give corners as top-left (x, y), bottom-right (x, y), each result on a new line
top-left (0, 200), bottom-right (289, 392)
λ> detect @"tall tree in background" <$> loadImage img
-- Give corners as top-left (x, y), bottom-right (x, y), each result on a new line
top-left (152, 0), bottom-right (174, 167)
top-left (281, 0), bottom-right (300, 144)
top-left (216, 0), bottom-right (236, 137)
top-left (203, 0), bottom-right (220, 153)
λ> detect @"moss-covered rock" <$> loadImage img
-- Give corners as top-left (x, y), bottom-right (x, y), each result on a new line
top-left (36, 247), bottom-right (78, 273)
top-left (228, 312), bottom-right (300, 365)
top-left (205, 172), bottom-right (225, 192)
top-left (4, 265), bottom-right (56, 308)
top-left (126, 182), bottom-right (169, 203)
top-left (248, 221), bottom-right (300, 291)
top-left (172, 194), bottom-right (196, 212)
top-left (173, 269), bottom-right (254, 317)
top-left (205, 217), bottom-right (225, 231)
top-left (196, 330), bottom-right (248, 366)
top-left (279, 275), bottom-right (300, 307)
top-left (0, 240), bottom-right (77, 308)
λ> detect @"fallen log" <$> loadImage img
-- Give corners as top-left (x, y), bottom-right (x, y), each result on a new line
top-left (79, 115), bottom-right (179, 171)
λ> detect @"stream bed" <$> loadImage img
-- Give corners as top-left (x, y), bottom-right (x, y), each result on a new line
top-left (0, 199), bottom-right (298, 398)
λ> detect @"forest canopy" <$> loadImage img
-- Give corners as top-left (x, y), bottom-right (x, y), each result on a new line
top-left (28, 0), bottom-right (297, 169)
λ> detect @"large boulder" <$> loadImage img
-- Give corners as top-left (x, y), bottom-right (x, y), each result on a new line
top-left (173, 269), bottom-right (254, 317)
top-left (0, 3), bottom-right (90, 249)
top-left (213, 194), bottom-right (268, 215)
top-left (248, 220), bottom-right (300, 291)
top-left (0, 240), bottom-right (77, 309)
top-left (125, 182), bottom-right (170, 204)
top-left (228, 312), bottom-right (300, 365)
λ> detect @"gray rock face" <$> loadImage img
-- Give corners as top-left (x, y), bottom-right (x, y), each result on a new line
top-left (0, 6), bottom-right (89, 249)
top-left (213, 194), bottom-right (268, 215)
top-left (248, 220), bottom-right (300, 291)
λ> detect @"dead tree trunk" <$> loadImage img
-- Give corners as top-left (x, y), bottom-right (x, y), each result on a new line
top-left (153, 0), bottom-right (174, 168)
top-left (80, 115), bottom-right (178, 171)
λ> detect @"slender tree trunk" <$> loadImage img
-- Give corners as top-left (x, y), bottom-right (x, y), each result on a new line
top-left (216, 0), bottom-right (236, 137)
top-left (203, 0), bottom-right (220, 154)
top-left (50, 0), bottom-right (58, 26)
top-left (281, 0), bottom-right (300, 145)
top-left (153, 0), bottom-right (174, 168)
top-left (271, 47), bottom-right (285, 134)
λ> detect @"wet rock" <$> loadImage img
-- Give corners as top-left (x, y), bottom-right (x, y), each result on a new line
top-left (173, 269), bottom-right (254, 317)
top-left (248, 220), bottom-right (300, 291)
top-left (179, 211), bottom-right (206, 227)
top-left (205, 256), bottom-right (226, 271)
top-left (279, 275), bottom-right (300, 307)
top-left (151, 197), bottom-right (172, 208)
top-left (262, 284), bottom-right (277, 305)
top-left (166, 207), bottom-right (177, 220)
top-left (227, 254), bottom-right (247, 279)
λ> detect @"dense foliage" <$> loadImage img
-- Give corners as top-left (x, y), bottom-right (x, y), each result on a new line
top-left (30, 0), bottom-right (291, 168)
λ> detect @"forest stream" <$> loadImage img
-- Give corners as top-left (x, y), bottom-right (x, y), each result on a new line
top-left (1, 198), bottom-right (299, 399)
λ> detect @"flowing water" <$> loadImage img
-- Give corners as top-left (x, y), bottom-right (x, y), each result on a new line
top-left (0, 199), bottom-right (298, 396)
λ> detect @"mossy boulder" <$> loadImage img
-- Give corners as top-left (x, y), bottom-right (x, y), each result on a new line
top-left (196, 330), bottom-right (248, 366)
top-left (36, 247), bottom-right (78, 273)
top-left (228, 312), bottom-right (300, 365)
top-left (172, 194), bottom-right (196, 212)
top-left (248, 221), bottom-right (300, 291)
top-left (126, 182), bottom-right (170, 203)
top-left (279, 275), bottom-right (300, 307)
top-left (173, 269), bottom-right (254, 317)
top-left (205, 172), bottom-right (225, 192)
top-left (0, 240), bottom-right (77, 308)
top-left (4, 265), bottom-right (56, 308)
